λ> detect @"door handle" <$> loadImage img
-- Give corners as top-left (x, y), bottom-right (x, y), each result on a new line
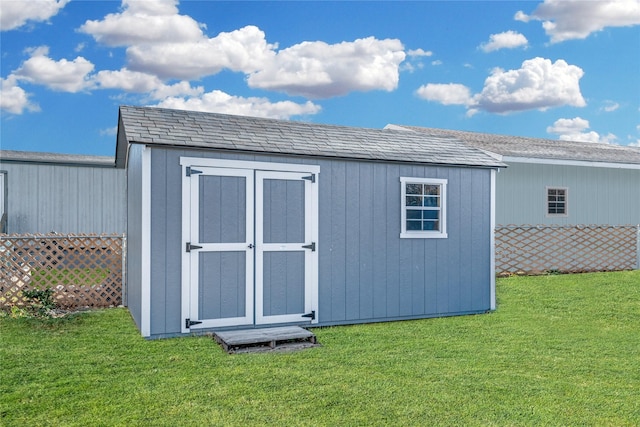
top-left (248, 244), bottom-right (254, 249)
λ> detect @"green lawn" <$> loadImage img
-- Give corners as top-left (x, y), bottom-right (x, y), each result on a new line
top-left (1, 271), bottom-right (639, 426)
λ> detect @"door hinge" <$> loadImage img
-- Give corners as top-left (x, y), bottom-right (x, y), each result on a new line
top-left (302, 310), bottom-right (315, 320)
top-left (302, 174), bottom-right (316, 183)
top-left (186, 242), bottom-right (203, 252)
top-left (185, 318), bottom-right (203, 328)
top-left (186, 167), bottom-right (203, 177)
top-left (302, 242), bottom-right (316, 251)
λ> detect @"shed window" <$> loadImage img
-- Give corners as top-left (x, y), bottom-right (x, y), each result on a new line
top-left (400, 177), bottom-right (447, 239)
top-left (547, 187), bottom-right (568, 216)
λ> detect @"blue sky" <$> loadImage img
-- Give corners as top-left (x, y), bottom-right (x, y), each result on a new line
top-left (1, 0), bottom-right (639, 156)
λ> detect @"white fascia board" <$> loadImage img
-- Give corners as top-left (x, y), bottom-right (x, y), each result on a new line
top-left (503, 156), bottom-right (640, 170)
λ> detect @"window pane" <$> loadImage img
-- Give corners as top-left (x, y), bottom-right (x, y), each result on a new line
top-left (424, 196), bottom-right (439, 207)
top-left (406, 196), bottom-right (422, 207)
top-left (424, 185), bottom-right (440, 195)
top-left (423, 220), bottom-right (439, 231)
top-left (406, 220), bottom-right (422, 231)
top-left (406, 184), bottom-right (422, 195)
top-left (423, 210), bottom-right (439, 220)
top-left (406, 210), bottom-right (422, 220)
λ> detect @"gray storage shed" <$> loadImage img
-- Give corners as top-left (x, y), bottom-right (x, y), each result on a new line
top-left (116, 106), bottom-right (505, 338)
top-left (387, 125), bottom-right (640, 226)
top-left (0, 150), bottom-right (126, 234)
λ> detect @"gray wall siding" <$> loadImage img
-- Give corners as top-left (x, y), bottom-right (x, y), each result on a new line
top-left (0, 161), bottom-right (126, 234)
top-left (126, 144), bottom-right (143, 329)
top-left (149, 149), bottom-right (184, 336)
top-left (147, 146), bottom-right (493, 337)
top-left (496, 162), bottom-right (640, 226)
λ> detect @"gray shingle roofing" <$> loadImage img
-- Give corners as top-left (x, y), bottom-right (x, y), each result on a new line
top-left (116, 106), bottom-right (505, 168)
top-left (0, 149), bottom-right (115, 167)
top-left (387, 125), bottom-right (640, 165)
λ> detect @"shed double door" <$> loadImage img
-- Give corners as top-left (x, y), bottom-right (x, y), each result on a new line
top-left (184, 166), bottom-right (317, 331)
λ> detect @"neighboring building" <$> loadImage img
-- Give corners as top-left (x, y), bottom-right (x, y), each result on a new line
top-left (386, 125), bottom-right (640, 226)
top-left (0, 150), bottom-right (126, 234)
top-left (117, 106), bottom-right (505, 339)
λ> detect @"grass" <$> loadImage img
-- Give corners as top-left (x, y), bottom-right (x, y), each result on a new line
top-left (1, 271), bottom-right (639, 426)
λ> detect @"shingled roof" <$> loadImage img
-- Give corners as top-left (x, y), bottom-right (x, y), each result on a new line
top-left (386, 125), bottom-right (640, 166)
top-left (0, 149), bottom-right (115, 167)
top-left (116, 106), bottom-right (505, 169)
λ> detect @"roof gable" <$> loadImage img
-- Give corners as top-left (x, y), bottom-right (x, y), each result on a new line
top-left (116, 106), bottom-right (505, 169)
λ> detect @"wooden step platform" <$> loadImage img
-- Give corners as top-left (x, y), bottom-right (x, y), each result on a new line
top-left (213, 326), bottom-right (318, 354)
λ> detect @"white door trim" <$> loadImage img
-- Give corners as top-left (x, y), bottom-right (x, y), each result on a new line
top-left (180, 157), bottom-right (320, 175)
top-left (254, 170), bottom-right (319, 325)
top-left (181, 166), bottom-right (255, 332)
top-left (180, 157), bottom-right (319, 332)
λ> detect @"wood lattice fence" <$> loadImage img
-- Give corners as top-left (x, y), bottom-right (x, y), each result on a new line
top-left (0, 234), bottom-right (125, 309)
top-left (495, 225), bottom-right (640, 276)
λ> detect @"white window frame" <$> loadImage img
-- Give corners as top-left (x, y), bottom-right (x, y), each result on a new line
top-left (400, 177), bottom-right (448, 239)
top-left (546, 186), bottom-right (568, 217)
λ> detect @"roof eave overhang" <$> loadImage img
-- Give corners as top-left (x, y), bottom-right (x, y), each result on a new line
top-left (125, 140), bottom-right (506, 169)
top-left (503, 156), bottom-right (640, 170)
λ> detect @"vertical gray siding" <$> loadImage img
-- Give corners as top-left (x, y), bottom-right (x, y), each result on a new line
top-left (0, 160), bottom-right (126, 234)
top-left (149, 149), bottom-right (183, 336)
top-left (496, 162), bottom-right (640, 226)
top-left (147, 147), bottom-right (493, 337)
top-left (126, 144), bottom-right (143, 329)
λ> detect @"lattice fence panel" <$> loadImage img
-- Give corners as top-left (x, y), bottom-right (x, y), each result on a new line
top-left (495, 225), bottom-right (639, 276)
top-left (0, 234), bottom-right (124, 309)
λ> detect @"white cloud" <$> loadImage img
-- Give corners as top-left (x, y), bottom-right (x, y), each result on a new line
top-left (79, 1), bottom-right (274, 80)
top-left (547, 117), bottom-right (617, 144)
top-left (417, 58), bottom-right (586, 115)
top-left (516, 0), bottom-right (640, 43)
top-left (79, 1), bottom-right (407, 98)
top-left (479, 31), bottom-right (528, 52)
top-left (78, 0), bottom-right (204, 46)
top-left (514, 11), bottom-right (531, 23)
top-left (0, 0), bottom-right (69, 31)
top-left (415, 83), bottom-right (472, 106)
top-left (126, 25), bottom-right (276, 80)
top-left (246, 37), bottom-right (406, 98)
top-left (431, 60), bottom-right (443, 66)
top-left (602, 100), bottom-right (620, 112)
top-left (154, 90), bottom-right (321, 119)
top-left (473, 57), bottom-right (585, 113)
top-left (99, 126), bottom-right (118, 136)
top-left (547, 116), bottom-right (590, 134)
top-left (14, 46), bottom-right (95, 92)
top-left (93, 68), bottom-right (203, 99)
top-left (0, 76), bottom-right (40, 114)
top-left (407, 48), bottom-right (433, 57)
